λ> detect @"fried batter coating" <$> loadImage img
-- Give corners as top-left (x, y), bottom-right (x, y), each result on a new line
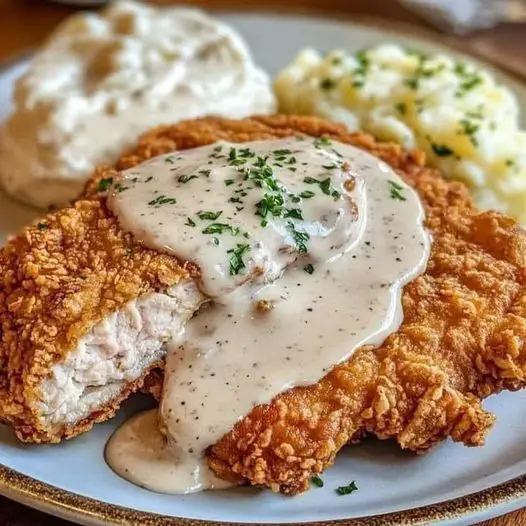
top-left (1, 117), bottom-right (525, 496)
top-left (0, 179), bottom-right (196, 442)
top-left (123, 117), bottom-right (526, 494)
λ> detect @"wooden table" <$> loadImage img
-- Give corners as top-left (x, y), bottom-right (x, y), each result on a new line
top-left (0, 1), bottom-right (524, 525)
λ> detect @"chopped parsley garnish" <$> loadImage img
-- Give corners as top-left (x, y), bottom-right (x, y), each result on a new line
top-left (239, 147), bottom-right (255, 159)
top-left (228, 243), bottom-right (250, 276)
top-left (148, 195), bottom-right (177, 207)
top-left (202, 223), bottom-right (239, 235)
top-left (456, 76), bottom-right (483, 97)
top-left (394, 102), bottom-right (407, 115)
top-left (178, 174), bottom-right (198, 184)
top-left (314, 137), bottom-right (332, 149)
top-left (165, 157), bottom-right (175, 164)
top-left (37, 222), bottom-right (48, 231)
top-left (185, 217), bottom-right (196, 227)
top-left (224, 179), bottom-right (234, 186)
top-left (97, 177), bottom-right (113, 192)
top-left (198, 210), bottom-right (223, 221)
top-left (454, 62), bottom-right (468, 76)
top-left (284, 208), bottom-right (303, 220)
top-left (212, 237), bottom-right (220, 246)
top-left (304, 176), bottom-right (340, 200)
top-left (431, 143), bottom-right (454, 157)
top-left (404, 77), bottom-right (419, 90)
top-left (115, 183), bottom-right (129, 193)
top-left (320, 78), bottom-right (336, 90)
top-left (304, 264), bottom-right (315, 275)
top-left (349, 49), bottom-right (370, 89)
top-left (320, 178), bottom-right (341, 200)
top-left (311, 474), bottom-right (324, 487)
top-left (287, 222), bottom-right (310, 253)
top-left (388, 180), bottom-right (406, 201)
top-left (256, 193), bottom-right (284, 219)
top-left (506, 159), bottom-right (516, 167)
top-left (213, 145), bottom-right (223, 153)
top-left (459, 118), bottom-right (480, 146)
top-left (199, 169), bottom-right (211, 177)
top-left (304, 176), bottom-right (319, 184)
top-left (299, 190), bottom-right (315, 199)
top-left (228, 148), bottom-right (237, 162)
top-left (273, 149), bottom-right (292, 156)
top-left (145, 176), bottom-right (153, 183)
top-left (336, 481), bottom-right (358, 496)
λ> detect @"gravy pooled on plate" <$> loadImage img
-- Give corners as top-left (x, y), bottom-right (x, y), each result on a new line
top-left (106, 136), bottom-right (430, 493)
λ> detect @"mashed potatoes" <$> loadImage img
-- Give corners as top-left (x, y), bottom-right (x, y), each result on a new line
top-left (275, 45), bottom-right (526, 223)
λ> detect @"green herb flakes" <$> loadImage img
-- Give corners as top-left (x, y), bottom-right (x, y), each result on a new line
top-left (336, 481), bottom-right (358, 496)
top-left (178, 174), bottom-right (198, 184)
top-left (311, 474), bottom-right (323, 487)
top-left (228, 243), bottom-right (250, 276)
top-left (287, 222), bottom-right (310, 254)
top-left (198, 210), bottom-right (223, 221)
top-left (388, 180), bottom-right (406, 201)
top-left (394, 102), bottom-right (407, 115)
top-left (320, 78), bottom-right (336, 90)
top-left (97, 177), bottom-right (113, 192)
top-left (304, 264), bottom-right (315, 275)
top-left (202, 223), bottom-right (239, 236)
top-left (314, 137), bottom-right (332, 148)
top-left (148, 195), bottom-right (177, 207)
top-left (431, 143), bottom-right (454, 157)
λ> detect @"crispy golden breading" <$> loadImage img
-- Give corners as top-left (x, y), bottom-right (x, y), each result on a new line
top-left (1, 117), bottom-right (525, 496)
top-left (0, 187), bottom-right (196, 443)
top-left (123, 117), bottom-right (526, 494)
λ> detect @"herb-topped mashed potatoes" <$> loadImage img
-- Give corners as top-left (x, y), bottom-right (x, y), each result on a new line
top-left (275, 45), bottom-right (526, 223)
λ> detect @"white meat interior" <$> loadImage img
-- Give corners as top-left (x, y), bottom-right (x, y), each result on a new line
top-left (39, 280), bottom-right (206, 428)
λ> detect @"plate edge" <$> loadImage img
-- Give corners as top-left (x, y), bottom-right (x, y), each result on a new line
top-left (1, 462), bottom-right (525, 526)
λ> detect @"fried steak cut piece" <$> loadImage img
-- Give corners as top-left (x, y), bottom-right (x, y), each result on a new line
top-left (0, 117), bottom-right (524, 498)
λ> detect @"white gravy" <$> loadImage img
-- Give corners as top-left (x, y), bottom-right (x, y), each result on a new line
top-left (105, 137), bottom-right (430, 494)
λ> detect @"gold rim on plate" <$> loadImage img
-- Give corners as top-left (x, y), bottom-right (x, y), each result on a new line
top-left (0, 7), bottom-right (525, 525)
top-left (1, 463), bottom-right (525, 525)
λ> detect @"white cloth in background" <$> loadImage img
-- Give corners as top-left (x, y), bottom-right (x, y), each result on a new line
top-left (400, 0), bottom-right (526, 33)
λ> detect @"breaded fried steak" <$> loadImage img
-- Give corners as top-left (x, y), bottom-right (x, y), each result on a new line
top-left (1, 116), bottom-right (526, 496)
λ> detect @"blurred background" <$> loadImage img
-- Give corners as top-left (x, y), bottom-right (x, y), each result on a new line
top-left (0, 0), bottom-right (524, 79)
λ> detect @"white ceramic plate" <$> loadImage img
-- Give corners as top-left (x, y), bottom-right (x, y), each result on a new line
top-left (1, 10), bottom-right (526, 526)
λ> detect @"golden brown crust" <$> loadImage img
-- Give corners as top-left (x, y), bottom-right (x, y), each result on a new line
top-left (2, 116), bottom-right (526, 495)
top-left (0, 180), bottom-right (195, 442)
top-left (127, 117), bottom-right (526, 494)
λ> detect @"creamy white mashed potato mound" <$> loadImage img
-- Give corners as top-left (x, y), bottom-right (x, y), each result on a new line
top-left (275, 45), bottom-right (526, 223)
top-left (0, 0), bottom-right (275, 209)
